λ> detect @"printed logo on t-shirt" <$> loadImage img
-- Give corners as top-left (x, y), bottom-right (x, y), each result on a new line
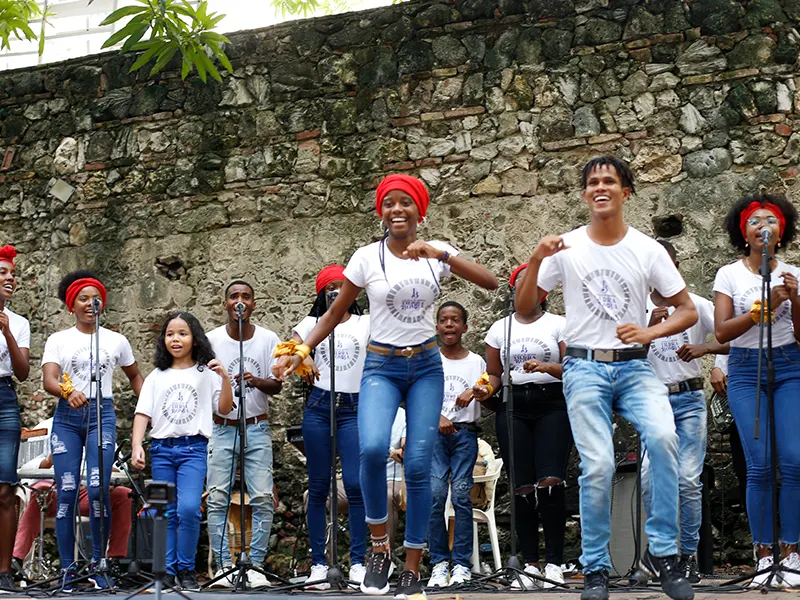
top-left (227, 356), bottom-right (262, 392)
top-left (582, 269), bottom-right (631, 321)
top-left (503, 337), bottom-right (552, 371)
top-left (443, 374), bottom-right (470, 415)
top-left (386, 278), bottom-right (439, 324)
top-left (0, 349), bottom-right (8, 363)
top-left (161, 383), bottom-right (199, 425)
top-left (737, 286), bottom-right (791, 323)
top-left (650, 330), bottom-right (690, 363)
top-left (317, 333), bottom-right (361, 372)
top-left (70, 347), bottom-right (111, 382)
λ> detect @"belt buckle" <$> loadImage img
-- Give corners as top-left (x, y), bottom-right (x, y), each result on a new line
top-left (594, 349), bottom-right (614, 362)
top-left (399, 346), bottom-right (415, 358)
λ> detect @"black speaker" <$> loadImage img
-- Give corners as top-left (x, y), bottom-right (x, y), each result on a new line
top-left (609, 460), bottom-right (648, 578)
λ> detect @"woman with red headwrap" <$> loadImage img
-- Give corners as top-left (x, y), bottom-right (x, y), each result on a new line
top-left (713, 194), bottom-right (800, 588)
top-left (0, 245), bottom-right (30, 592)
top-left (292, 265), bottom-right (370, 588)
top-left (41, 271), bottom-right (144, 591)
top-left (475, 264), bottom-right (572, 589)
top-left (275, 174), bottom-right (497, 598)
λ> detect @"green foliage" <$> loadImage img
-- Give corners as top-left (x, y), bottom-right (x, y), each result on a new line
top-left (0, 0), bottom-right (52, 55)
top-left (271, 0), bottom-right (356, 18)
top-left (100, 0), bottom-right (233, 82)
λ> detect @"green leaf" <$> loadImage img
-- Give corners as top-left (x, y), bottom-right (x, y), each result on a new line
top-left (199, 31), bottom-right (229, 44)
top-left (195, 49), bottom-right (221, 82)
top-left (209, 43), bottom-right (232, 73)
top-left (101, 17), bottom-right (150, 48)
top-left (120, 23), bottom-right (149, 52)
top-left (149, 44), bottom-right (178, 76)
top-left (193, 50), bottom-right (207, 82)
top-left (99, 4), bottom-right (148, 26)
top-left (181, 54), bottom-right (191, 79)
top-left (129, 42), bottom-right (162, 71)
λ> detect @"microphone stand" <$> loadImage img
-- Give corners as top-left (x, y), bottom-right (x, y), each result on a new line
top-left (722, 230), bottom-right (800, 589)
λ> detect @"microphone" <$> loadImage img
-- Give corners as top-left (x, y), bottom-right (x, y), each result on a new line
top-left (234, 301), bottom-right (245, 315)
top-left (326, 290), bottom-right (339, 309)
top-left (760, 226), bottom-right (772, 243)
top-left (91, 297), bottom-right (102, 311)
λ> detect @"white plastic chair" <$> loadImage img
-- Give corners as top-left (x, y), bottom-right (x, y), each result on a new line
top-left (445, 458), bottom-right (503, 574)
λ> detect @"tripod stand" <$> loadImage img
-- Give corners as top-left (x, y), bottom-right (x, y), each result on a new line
top-left (721, 231), bottom-right (800, 590)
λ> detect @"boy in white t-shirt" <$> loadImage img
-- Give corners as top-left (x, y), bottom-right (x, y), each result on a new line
top-left (427, 302), bottom-right (485, 588)
top-left (515, 156), bottom-right (698, 600)
top-left (205, 281), bottom-right (282, 589)
top-left (644, 239), bottom-right (728, 583)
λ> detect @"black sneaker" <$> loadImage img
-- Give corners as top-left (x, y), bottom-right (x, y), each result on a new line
top-left (641, 549), bottom-right (695, 600)
top-left (178, 570), bottom-right (200, 592)
top-left (360, 552), bottom-right (394, 595)
top-left (163, 574), bottom-right (177, 590)
top-left (0, 572), bottom-right (16, 592)
top-left (394, 570), bottom-right (425, 600)
top-left (678, 554), bottom-right (701, 584)
top-left (581, 569), bottom-right (609, 600)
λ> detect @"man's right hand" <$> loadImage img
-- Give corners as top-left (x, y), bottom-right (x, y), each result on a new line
top-left (648, 306), bottom-right (669, 327)
top-left (532, 235), bottom-right (569, 262)
top-left (131, 445), bottom-right (146, 470)
top-left (710, 367), bottom-right (727, 396)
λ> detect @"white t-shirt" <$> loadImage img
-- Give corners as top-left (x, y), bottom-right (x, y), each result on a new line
top-left (715, 353), bottom-right (728, 374)
top-left (343, 240), bottom-right (458, 346)
top-left (441, 351), bottom-right (486, 423)
top-left (647, 293), bottom-right (715, 384)
top-left (206, 324), bottom-right (280, 419)
top-left (387, 407), bottom-right (406, 481)
top-left (485, 312), bottom-right (566, 384)
top-left (0, 307), bottom-right (30, 377)
top-left (712, 259), bottom-right (800, 348)
top-left (294, 314), bottom-right (370, 394)
top-left (135, 365), bottom-right (222, 439)
top-left (538, 226), bottom-right (686, 350)
top-left (41, 326), bottom-right (136, 398)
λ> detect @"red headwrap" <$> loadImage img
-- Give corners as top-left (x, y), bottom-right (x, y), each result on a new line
top-left (739, 201), bottom-right (786, 238)
top-left (316, 265), bottom-right (346, 294)
top-left (509, 263), bottom-right (548, 300)
top-left (65, 278), bottom-right (107, 313)
top-left (375, 174), bottom-right (430, 223)
top-left (0, 245), bottom-right (17, 266)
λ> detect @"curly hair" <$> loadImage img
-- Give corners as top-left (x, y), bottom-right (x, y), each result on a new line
top-left (307, 288), bottom-right (363, 318)
top-left (723, 193), bottom-right (797, 255)
top-left (153, 311), bottom-right (215, 371)
top-left (581, 155), bottom-right (636, 194)
top-left (57, 270), bottom-right (103, 304)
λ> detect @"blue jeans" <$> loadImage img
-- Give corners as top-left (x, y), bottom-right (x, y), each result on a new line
top-left (642, 389), bottom-right (706, 555)
top-left (728, 343), bottom-right (800, 545)
top-left (562, 358), bottom-right (679, 573)
top-left (428, 428), bottom-right (478, 567)
top-left (358, 341), bottom-right (444, 549)
top-left (207, 421), bottom-right (274, 566)
top-left (51, 398), bottom-right (116, 566)
top-left (151, 436), bottom-right (208, 575)
top-left (0, 380), bottom-right (20, 485)
top-left (303, 387), bottom-right (366, 566)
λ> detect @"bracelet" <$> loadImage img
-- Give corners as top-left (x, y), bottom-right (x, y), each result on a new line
top-left (475, 372), bottom-right (494, 397)
top-left (439, 251), bottom-right (450, 264)
top-left (273, 341), bottom-right (314, 378)
top-left (58, 372), bottom-right (76, 400)
top-left (750, 300), bottom-right (774, 324)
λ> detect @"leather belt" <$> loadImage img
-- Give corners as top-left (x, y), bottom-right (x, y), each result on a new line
top-left (213, 413), bottom-right (268, 427)
top-left (566, 346), bottom-right (649, 363)
top-left (367, 339), bottom-right (438, 357)
top-left (666, 377), bottom-right (704, 394)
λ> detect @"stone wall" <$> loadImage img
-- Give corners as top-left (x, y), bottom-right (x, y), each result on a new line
top-left (2, 0), bottom-right (800, 569)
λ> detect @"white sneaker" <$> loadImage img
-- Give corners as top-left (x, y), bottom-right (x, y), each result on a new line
top-left (306, 564), bottom-right (331, 590)
top-left (779, 552), bottom-right (800, 589)
top-left (749, 556), bottom-right (774, 588)
top-left (510, 564), bottom-right (542, 590)
top-left (210, 567), bottom-right (234, 588)
top-left (427, 562), bottom-right (449, 588)
top-left (349, 564), bottom-right (367, 585)
top-left (542, 563), bottom-right (565, 588)
top-left (449, 564), bottom-right (471, 585)
top-left (247, 569), bottom-right (270, 588)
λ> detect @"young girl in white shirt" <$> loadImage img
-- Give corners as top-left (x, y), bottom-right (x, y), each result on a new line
top-left (131, 312), bottom-right (233, 591)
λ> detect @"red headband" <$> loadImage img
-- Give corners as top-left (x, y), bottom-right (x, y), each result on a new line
top-left (739, 201), bottom-right (786, 238)
top-left (509, 264), bottom-right (548, 300)
top-left (375, 174), bottom-right (430, 223)
top-left (0, 245), bottom-right (17, 266)
top-left (65, 278), bottom-right (107, 313)
top-left (316, 265), bottom-right (346, 294)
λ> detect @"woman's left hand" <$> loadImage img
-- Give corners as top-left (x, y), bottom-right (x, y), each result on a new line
top-left (403, 241), bottom-right (444, 261)
top-left (782, 272), bottom-right (799, 302)
top-left (208, 359), bottom-right (229, 379)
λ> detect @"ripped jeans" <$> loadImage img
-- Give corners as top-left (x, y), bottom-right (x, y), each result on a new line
top-left (428, 427), bottom-right (478, 567)
top-left (496, 383), bottom-right (573, 565)
top-left (206, 420), bottom-right (274, 567)
top-left (51, 397), bottom-right (116, 567)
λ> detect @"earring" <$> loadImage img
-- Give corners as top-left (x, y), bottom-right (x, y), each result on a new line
top-left (745, 242), bottom-right (749, 248)
top-left (778, 241), bottom-right (782, 248)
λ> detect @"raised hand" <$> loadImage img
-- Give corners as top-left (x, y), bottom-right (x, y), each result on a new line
top-left (532, 235), bottom-right (569, 261)
top-left (403, 240), bottom-right (444, 261)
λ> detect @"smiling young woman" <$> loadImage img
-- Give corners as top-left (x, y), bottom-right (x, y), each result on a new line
top-left (274, 173), bottom-right (497, 599)
top-left (713, 193), bottom-right (800, 588)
